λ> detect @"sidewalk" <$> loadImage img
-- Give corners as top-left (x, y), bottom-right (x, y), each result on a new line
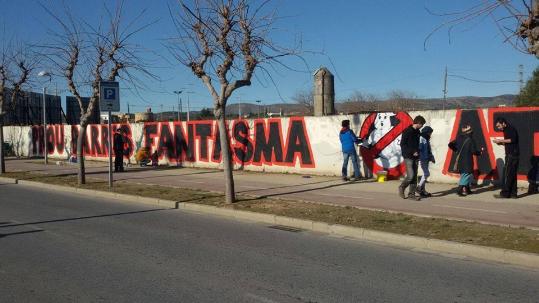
top-left (5, 158), bottom-right (539, 229)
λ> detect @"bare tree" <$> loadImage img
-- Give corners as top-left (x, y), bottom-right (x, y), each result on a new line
top-left (385, 89), bottom-right (419, 112)
top-left (0, 42), bottom-right (35, 174)
top-left (170, 0), bottom-right (302, 203)
top-left (426, 1), bottom-right (539, 56)
top-left (341, 91), bottom-right (380, 113)
top-left (42, 2), bottom-right (155, 184)
top-left (291, 89), bottom-right (314, 114)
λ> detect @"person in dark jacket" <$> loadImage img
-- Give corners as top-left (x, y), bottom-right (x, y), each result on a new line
top-left (339, 119), bottom-right (362, 181)
top-left (493, 117), bottom-right (520, 199)
top-left (418, 126), bottom-right (435, 197)
top-left (448, 124), bottom-right (482, 196)
top-left (398, 115), bottom-right (426, 200)
top-left (113, 129), bottom-right (125, 172)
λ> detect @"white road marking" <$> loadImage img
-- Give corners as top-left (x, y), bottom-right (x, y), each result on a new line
top-left (317, 193), bottom-right (375, 200)
top-left (432, 204), bottom-right (508, 214)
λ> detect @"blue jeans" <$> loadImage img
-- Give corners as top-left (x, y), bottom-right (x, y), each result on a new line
top-left (459, 173), bottom-right (473, 186)
top-left (419, 160), bottom-right (430, 188)
top-left (342, 151), bottom-right (360, 179)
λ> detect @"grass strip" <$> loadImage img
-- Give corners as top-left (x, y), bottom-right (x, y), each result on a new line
top-left (4, 171), bottom-right (539, 254)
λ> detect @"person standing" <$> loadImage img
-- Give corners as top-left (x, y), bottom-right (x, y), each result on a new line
top-left (448, 124), bottom-right (482, 196)
top-left (398, 115), bottom-right (426, 201)
top-left (113, 128), bottom-right (125, 172)
top-left (339, 119), bottom-right (362, 181)
top-left (417, 126), bottom-right (435, 197)
top-left (493, 117), bottom-right (519, 199)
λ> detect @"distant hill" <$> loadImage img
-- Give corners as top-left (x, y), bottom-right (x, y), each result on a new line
top-left (226, 94), bottom-right (518, 116)
top-left (415, 94), bottom-right (516, 110)
top-left (157, 94), bottom-right (518, 119)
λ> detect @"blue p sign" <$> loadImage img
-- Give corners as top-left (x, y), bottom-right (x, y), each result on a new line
top-left (104, 88), bottom-right (116, 100)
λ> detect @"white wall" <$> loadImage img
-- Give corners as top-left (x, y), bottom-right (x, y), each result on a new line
top-left (4, 107), bottom-right (539, 186)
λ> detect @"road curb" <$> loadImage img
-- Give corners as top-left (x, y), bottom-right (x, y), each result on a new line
top-left (6, 176), bottom-right (539, 269)
top-left (0, 176), bottom-right (18, 184)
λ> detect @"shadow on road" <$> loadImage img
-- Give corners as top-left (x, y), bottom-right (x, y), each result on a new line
top-left (252, 179), bottom-right (374, 200)
top-left (0, 229), bottom-right (44, 238)
top-left (0, 208), bottom-right (170, 229)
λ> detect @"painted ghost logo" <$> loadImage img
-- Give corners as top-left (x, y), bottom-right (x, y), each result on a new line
top-left (360, 112), bottom-right (413, 178)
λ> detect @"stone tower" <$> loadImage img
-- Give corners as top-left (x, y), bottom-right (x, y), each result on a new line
top-left (313, 67), bottom-right (335, 116)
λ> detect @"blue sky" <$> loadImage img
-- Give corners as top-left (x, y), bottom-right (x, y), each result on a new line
top-left (1, 0), bottom-right (537, 112)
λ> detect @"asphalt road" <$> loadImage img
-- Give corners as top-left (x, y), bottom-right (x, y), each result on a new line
top-left (1, 183), bottom-right (539, 303)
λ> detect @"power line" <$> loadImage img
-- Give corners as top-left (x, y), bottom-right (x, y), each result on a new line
top-left (447, 74), bottom-right (519, 83)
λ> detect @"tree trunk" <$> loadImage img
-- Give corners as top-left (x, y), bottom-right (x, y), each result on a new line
top-left (77, 124), bottom-right (86, 185)
top-left (217, 112), bottom-right (235, 203)
top-left (0, 121), bottom-right (5, 174)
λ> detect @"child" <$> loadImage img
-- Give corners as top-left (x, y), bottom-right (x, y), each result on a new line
top-left (448, 124), bottom-right (482, 196)
top-left (151, 151), bottom-right (159, 167)
top-left (418, 126), bottom-right (435, 197)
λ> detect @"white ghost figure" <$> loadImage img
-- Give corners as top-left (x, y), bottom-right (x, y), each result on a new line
top-left (366, 112), bottom-right (403, 169)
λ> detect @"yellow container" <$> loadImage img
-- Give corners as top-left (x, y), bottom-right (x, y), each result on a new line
top-left (376, 171), bottom-right (388, 182)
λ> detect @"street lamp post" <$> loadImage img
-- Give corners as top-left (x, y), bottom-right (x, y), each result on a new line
top-left (173, 90), bottom-right (183, 121)
top-left (38, 71), bottom-right (52, 165)
top-left (256, 100), bottom-right (261, 119)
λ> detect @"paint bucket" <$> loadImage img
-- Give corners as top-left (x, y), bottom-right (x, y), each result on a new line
top-left (376, 170), bottom-right (388, 182)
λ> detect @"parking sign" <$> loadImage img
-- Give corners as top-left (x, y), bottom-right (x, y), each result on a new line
top-left (99, 81), bottom-right (120, 112)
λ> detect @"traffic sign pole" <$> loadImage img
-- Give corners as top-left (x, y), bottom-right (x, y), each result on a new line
top-left (108, 111), bottom-right (113, 189)
top-left (99, 81), bottom-right (119, 189)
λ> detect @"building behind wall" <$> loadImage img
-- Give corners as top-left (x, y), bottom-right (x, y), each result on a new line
top-left (2, 89), bottom-right (62, 125)
top-left (66, 96), bottom-right (100, 125)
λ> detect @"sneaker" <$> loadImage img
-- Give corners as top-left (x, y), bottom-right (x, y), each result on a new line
top-left (457, 186), bottom-right (466, 197)
top-left (493, 194), bottom-right (508, 199)
top-left (419, 191), bottom-right (432, 198)
top-left (408, 195), bottom-right (421, 201)
top-left (352, 177), bottom-right (361, 182)
top-left (398, 186), bottom-right (406, 199)
top-left (342, 176), bottom-right (350, 182)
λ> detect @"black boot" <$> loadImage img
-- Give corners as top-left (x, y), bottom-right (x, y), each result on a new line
top-left (398, 185), bottom-right (406, 199)
top-left (457, 185), bottom-right (466, 197)
top-left (408, 184), bottom-right (421, 201)
top-left (528, 184), bottom-right (538, 195)
top-left (417, 185), bottom-right (432, 198)
top-left (465, 185), bottom-right (473, 195)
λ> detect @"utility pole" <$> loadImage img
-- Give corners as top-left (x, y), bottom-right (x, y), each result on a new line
top-left (518, 64), bottom-right (524, 92)
top-left (187, 94), bottom-right (190, 121)
top-left (443, 66), bottom-right (448, 111)
top-left (173, 90), bottom-right (182, 121)
top-left (238, 102), bottom-right (241, 119)
top-left (127, 102), bottom-right (130, 115)
top-left (256, 100), bottom-right (261, 118)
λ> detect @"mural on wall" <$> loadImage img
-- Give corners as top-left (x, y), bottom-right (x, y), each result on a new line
top-left (442, 107), bottom-right (539, 181)
top-left (359, 112), bottom-right (413, 178)
top-left (442, 109), bottom-right (498, 180)
top-left (70, 124), bottom-right (134, 158)
top-left (28, 117), bottom-right (315, 169)
top-left (19, 108), bottom-right (538, 183)
top-left (31, 125), bottom-right (65, 156)
top-left (488, 107), bottom-right (539, 180)
top-left (143, 117), bottom-right (315, 168)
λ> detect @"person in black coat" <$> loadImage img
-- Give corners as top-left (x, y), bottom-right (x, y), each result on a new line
top-left (493, 117), bottom-right (520, 199)
top-left (448, 124), bottom-right (482, 196)
top-left (113, 129), bottom-right (125, 172)
top-left (398, 115), bottom-right (426, 201)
